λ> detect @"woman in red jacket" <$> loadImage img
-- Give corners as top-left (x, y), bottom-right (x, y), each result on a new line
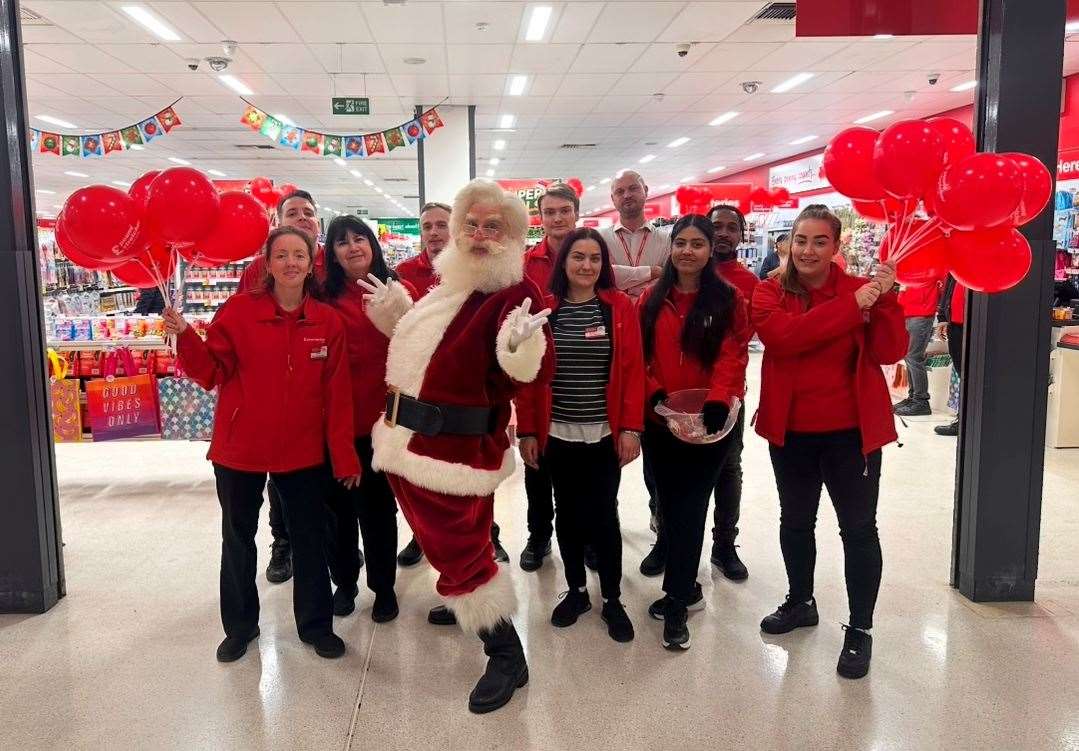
top-left (637, 214), bottom-right (750, 652)
top-left (751, 204), bottom-right (907, 680)
top-left (163, 226), bottom-right (360, 663)
top-left (516, 227), bottom-right (644, 643)
top-left (319, 215), bottom-right (415, 623)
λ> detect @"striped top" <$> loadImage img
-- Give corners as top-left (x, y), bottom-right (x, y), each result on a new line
top-left (550, 297), bottom-right (611, 425)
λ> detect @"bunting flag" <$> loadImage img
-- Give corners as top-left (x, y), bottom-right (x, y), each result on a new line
top-left (237, 99), bottom-right (444, 160)
top-left (30, 100), bottom-right (183, 158)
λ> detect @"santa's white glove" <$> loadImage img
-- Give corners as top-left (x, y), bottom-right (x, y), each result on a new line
top-left (357, 273), bottom-right (412, 338)
top-left (506, 298), bottom-right (551, 352)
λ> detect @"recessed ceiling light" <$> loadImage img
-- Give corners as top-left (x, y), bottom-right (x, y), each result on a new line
top-left (36, 114), bottom-right (78, 129)
top-left (333, 157), bottom-right (346, 166)
top-left (486, 168), bottom-right (495, 177)
top-left (375, 187), bottom-right (384, 194)
top-left (709, 111), bottom-right (740, 127)
top-left (121, 6), bottom-right (181, 41)
top-left (853, 110), bottom-right (894, 124)
top-left (679, 175), bottom-right (696, 183)
top-left (64, 170), bottom-right (89, 178)
top-left (208, 169), bottom-right (227, 177)
top-left (350, 169), bottom-right (363, 178)
top-left (706, 165), bottom-right (725, 174)
top-left (743, 152), bottom-right (766, 161)
top-left (507, 74), bottom-right (528, 96)
top-left (667, 137), bottom-right (690, 148)
top-left (218, 74), bottom-right (254, 96)
top-left (36, 189), bottom-right (56, 194)
top-left (600, 177), bottom-right (611, 184)
top-left (639, 154), bottom-right (656, 163)
top-left (789, 135), bottom-right (818, 145)
top-left (363, 179), bottom-right (374, 187)
top-left (489, 157), bottom-right (500, 166)
top-left (111, 180), bottom-right (132, 187)
top-left (499, 114), bottom-right (516, 129)
top-left (950, 80), bottom-right (977, 92)
top-left (168, 157), bottom-right (191, 165)
top-left (586, 185), bottom-right (596, 191)
top-left (654, 184), bottom-right (672, 192)
top-left (403, 57), bottom-right (426, 65)
top-left (873, 33), bottom-right (894, 39)
top-left (493, 139), bottom-right (506, 151)
top-left (525, 5), bottom-right (553, 41)
top-left (771, 72), bottom-right (815, 94)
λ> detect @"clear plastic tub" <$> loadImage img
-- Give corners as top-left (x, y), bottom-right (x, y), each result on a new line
top-left (654, 389), bottom-right (742, 444)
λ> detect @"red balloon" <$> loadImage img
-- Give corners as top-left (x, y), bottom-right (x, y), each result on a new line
top-left (873, 119), bottom-right (946, 200)
top-left (564, 178), bottom-right (584, 197)
top-left (62, 185), bottom-right (142, 263)
top-left (935, 153), bottom-right (1023, 231)
top-left (823, 127), bottom-right (887, 201)
top-left (55, 213), bottom-right (123, 270)
top-left (277, 183), bottom-right (300, 198)
top-left (895, 234), bottom-right (951, 287)
top-left (145, 167), bottom-right (221, 245)
top-left (1000, 152), bottom-right (1052, 226)
top-left (771, 187), bottom-right (791, 204)
top-left (948, 226), bottom-right (1032, 293)
top-left (737, 198), bottom-right (752, 215)
top-left (128, 170), bottom-right (160, 212)
top-left (927, 117), bottom-right (976, 167)
top-left (248, 177), bottom-right (277, 208)
top-left (750, 186), bottom-right (771, 206)
top-left (852, 196), bottom-right (912, 224)
top-left (191, 191), bottom-right (271, 263)
top-left (110, 240), bottom-right (176, 289)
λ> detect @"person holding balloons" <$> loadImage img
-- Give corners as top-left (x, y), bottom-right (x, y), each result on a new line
top-left (163, 225), bottom-right (360, 663)
top-left (751, 204), bottom-right (907, 681)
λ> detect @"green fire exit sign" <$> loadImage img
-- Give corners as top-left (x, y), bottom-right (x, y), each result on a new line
top-left (332, 97), bottom-right (370, 115)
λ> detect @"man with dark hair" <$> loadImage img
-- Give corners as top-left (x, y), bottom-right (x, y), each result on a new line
top-left (758, 233), bottom-right (789, 279)
top-left (396, 201), bottom-right (451, 297)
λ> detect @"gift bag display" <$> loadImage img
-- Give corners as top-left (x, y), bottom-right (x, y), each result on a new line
top-left (85, 370), bottom-right (160, 441)
top-left (50, 378), bottom-right (83, 442)
top-left (157, 377), bottom-right (217, 441)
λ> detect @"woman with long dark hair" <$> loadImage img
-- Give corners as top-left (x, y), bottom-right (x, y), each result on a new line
top-left (637, 214), bottom-right (750, 651)
top-left (516, 227), bottom-right (644, 643)
top-left (319, 214), bottom-right (415, 622)
top-left (752, 204), bottom-right (906, 679)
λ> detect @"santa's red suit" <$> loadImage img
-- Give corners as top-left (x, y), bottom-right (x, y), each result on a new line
top-left (371, 179), bottom-right (554, 714)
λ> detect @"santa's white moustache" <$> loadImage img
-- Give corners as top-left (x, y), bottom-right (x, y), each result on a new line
top-left (434, 235), bottom-right (525, 293)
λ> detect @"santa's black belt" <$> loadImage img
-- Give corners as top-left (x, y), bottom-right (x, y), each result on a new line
top-left (384, 388), bottom-right (495, 436)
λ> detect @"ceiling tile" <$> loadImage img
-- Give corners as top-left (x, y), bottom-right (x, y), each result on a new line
top-left (147, 2), bottom-right (225, 44)
top-left (528, 74), bottom-right (564, 96)
top-left (629, 42), bottom-right (718, 74)
top-left (509, 44), bottom-right (579, 74)
top-left (360, 1), bottom-right (444, 44)
top-left (656, 2), bottom-right (762, 43)
top-left (20, 25), bottom-right (85, 44)
top-left (662, 71), bottom-right (729, 96)
top-left (587, 3), bottom-right (683, 44)
top-left (23, 49), bottom-right (73, 74)
top-left (308, 44), bottom-right (385, 74)
top-left (555, 73), bottom-right (621, 97)
top-left (277, 2), bottom-right (374, 43)
top-left (691, 43), bottom-right (784, 72)
top-left (447, 44), bottom-right (513, 74)
top-left (242, 44), bottom-right (325, 73)
top-left (594, 94), bottom-right (652, 114)
top-left (166, 46), bottom-right (265, 73)
top-left (380, 44), bottom-right (448, 74)
top-left (94, 44), bottom-right (190, 73)
top-left (193, 2), bottom-right (300, 43)
top-left (753, 41), bottom-right (850, 72)
top-left (27, 2), bottom-right (148, 43)
top-left (443, 2), bottom-right (524, 44)
top-left (389, 75), bottom-right (451, 99)
top-left (448, 74), bottom-right (506, 97)
top-left (550, 98), bottom-right (598, 114)
top-left (616, 72), bottom-right (679, 94)
top-left (28, 43), bottom-right (135, 73)
top-left (569, 44), bottom-right (648, 74)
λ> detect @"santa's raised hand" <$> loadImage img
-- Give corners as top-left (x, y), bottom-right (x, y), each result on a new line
top-left (357, 272), bottom-right (413, 337)
top-left (506, 298), bottom-right (551, 352)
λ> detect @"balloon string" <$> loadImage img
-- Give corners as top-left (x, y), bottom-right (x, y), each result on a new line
top-left (891, 199), bottom-right (914, 261)
top-left (892, 217), bottom-right (944, 264)
top-left (134, 256), bottom-right (176, 353)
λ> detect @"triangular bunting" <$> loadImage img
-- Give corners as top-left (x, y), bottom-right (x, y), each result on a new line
top-left (30, 129), bottom-right (40, 151)
top-left (62, 136), bottom-right (80, 157)
top-left (103, 131), bottom-right (124, 154)
top-left (139, 117), bottom-right (163, 142)
top-left (323, 134), bottom-right (344, 157)
top-left (260, 116), bottom-right (283, 142)
top-left (344, 136), bottom-right (366, 159)
top-left (300, 131), bottom-right (324, 155)
top-left (403, 119), bottom-right (424, 144)
top-left (40, 132), bottom-right (61, 155)
top-left (81, 135), bottom-right (103, 158)
top-left (121, 126), bottom-right (144, 147)
top-left (241, 105), bottom-right (267, 132)
top-left (279, 126), bottom-right (302, 151)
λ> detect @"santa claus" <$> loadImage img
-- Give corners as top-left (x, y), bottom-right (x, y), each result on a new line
top-left (369, 178), bottom-right (553, 714)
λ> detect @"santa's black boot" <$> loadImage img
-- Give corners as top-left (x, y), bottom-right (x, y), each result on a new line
top-left (468, 619), bottom-right (528, 714)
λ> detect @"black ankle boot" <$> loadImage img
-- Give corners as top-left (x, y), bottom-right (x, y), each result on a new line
top-left (710, 540), bottom-right (748, 581)
top-left (468, 619), bottom-right (529, 714)
top-left (639, 537), bottom-right (666, 577)
top-left (265, 538), bottom-right (292, 584)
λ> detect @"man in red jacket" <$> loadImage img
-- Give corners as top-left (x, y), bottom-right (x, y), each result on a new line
top-left (518, 182), bottom-right (580, 572)
top-left (395, 201), bottom-right (450, 298)
top-left (895, 279), bottom-right (944, 417)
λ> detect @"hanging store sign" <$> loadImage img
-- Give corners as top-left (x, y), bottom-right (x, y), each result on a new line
top-left (769, 154), bottom-right (828, 193)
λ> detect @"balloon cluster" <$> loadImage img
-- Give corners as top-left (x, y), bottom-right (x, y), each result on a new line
top-left (738, 186), bottom-right (791, 215)
top-left (248, 177), bottom-right (300, 210)
top-left (55, 168), bottom-right (271, 293)
top-left (823, 118), bottom-right (1050, 293)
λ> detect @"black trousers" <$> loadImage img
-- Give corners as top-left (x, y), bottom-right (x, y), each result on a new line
top-left (214, 463), bottom-right (333, 640)
top-left (712, 409), bottom-right (745, 545)
top-left (267, 479), bottom-right (289, 544)
top-left (643, 423), bottom-right (732, 603)
top-left (768, 430), bottom-right (883, 630)
top-left (643, 442), bottom-right (658, 520)
top-left (523, 457), bottom-right (554, 543)
top-left (948, 323), bottom-right (963, 373)
top-left (546, 435), bottom-right (623, 600)
top-left (325, 436), bottom-right (397, 596)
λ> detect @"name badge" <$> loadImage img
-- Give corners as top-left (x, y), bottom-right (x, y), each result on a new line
top-left (584, 325), bottom-right (606, 339)
top-left (310, 345), bottom-right (328, 360)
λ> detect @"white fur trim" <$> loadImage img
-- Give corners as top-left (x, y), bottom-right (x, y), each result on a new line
top-left (384, 285), bottom-right (470, 396)
top-left (495, 314), bottom-right (547, 383)
top-left (445, 568), bottom-right (517, 635)
top-left (365, 280), bottom-right (413, 338)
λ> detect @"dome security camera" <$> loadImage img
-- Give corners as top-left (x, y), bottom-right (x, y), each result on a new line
top-left (741, 80), bottom-right (761, 94)
top-left (928, 72), bottom-right (941, 86)
top-left (676, 43), bottom-right (691, 58)
top-left (207, 56), bottom-right (231, 72)
top-left (186, 58), bottom-right (200, 71)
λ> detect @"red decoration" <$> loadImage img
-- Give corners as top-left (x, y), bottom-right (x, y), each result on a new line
top-left (565, 178), bottom-right (584, 197)
top-left (55, 213), bottom-right (124, 270)
top-left (852, 197), bottom-right (911, 224)
top-left (823, 127), bottom-right (886, 201)
top-left (1000, 152), bottom-right (1053, 226)
top-left (248, 177), bottom-right (278, 209)
top-left (111, 240), bottom-right (176, 288)
top-left (146, 167), bottom-right (221, 245)
top-left (62, 186), bottom-right (142, 264)
top-left (676, 185), bottom-right (713, 215)
top-left (192, 192), bottom-right (271, 264)
top-left (873, 119), bottom-right (945, 200)
top-left (934, 153), bottom-right (1023, 232)
top-left (926, 117), bottom-right (976, 167)
top-left (128, 170), bottom-right (160, 212)
top-left (893, 228), bottom-right (950, 287)
top-left (948, 226), bottom-right (1032, 293)
top-left (278, 183), bottom-right (300, 199)
top-left (770, 187), bottom-right (791, 204)
top-left (364, 133), bottom-right (386, 156)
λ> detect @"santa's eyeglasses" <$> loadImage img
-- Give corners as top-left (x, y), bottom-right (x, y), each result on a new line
top-left (462, 221), bottom-right (505, 239)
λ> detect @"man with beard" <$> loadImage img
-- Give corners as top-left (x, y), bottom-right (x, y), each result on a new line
top-left (598, 170), bottom-right (670, 298)
top-left (372, 179), bottom-right (554, 714)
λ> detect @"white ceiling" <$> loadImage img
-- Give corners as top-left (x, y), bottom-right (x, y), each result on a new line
top-left (21, 1), bottom-right (1079, 219)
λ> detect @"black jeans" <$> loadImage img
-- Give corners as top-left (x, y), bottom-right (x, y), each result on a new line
top-left (643, 423), bottom-right (732, 604)
top-left (523, 457), bottom-right (554, 544)
top-left (546, 435), bottom-right (623, 600)
top-left (905, 316), bottom-right (935, 402)
top-left (214, 463), bottom-right (333, 640)
top-left (768, 430), bottom-right (883, 630)
top-left (712, 409), bottom-right (745, 545)
top-left (643, 444), bottom-right (658, 520)
top-left (267, 479), bottom-right (289, 544)
top-left (325, 436), bottom-right (397, 596)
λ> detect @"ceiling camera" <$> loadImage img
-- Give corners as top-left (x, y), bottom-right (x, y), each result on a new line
top-left (741, 80), bottom-right (761, 94)
top-left (186, 58), bottom-right (200, 71)
top-left (676, 43), bottom-right (691, 58)
top-left (207, 56), bottom-right (231, 72)
top-left (222, 40), bottom-right (238, 57)
top-left (928, 72), bottom-right (941, 86)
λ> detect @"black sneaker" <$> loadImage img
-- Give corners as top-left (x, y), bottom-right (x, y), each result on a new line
top-left (216, 627), bottom-right (260, 663)
top-left (302, 632), bottom-right (346, 659)
top-left (372, 591), bottom-right (399, 623)
top-left (519, 537), bottom-right (551, 572)
top-left (760, 596), bottom-right (820, 635)
top-left (265, 539), bottom-right (292, 584)
top-left (710, 542), bottom-right (749, 581)
top-left (891, 397), bottom-right (911, 412)
top-left (550, 589), bottom-right (591, 627)
top-left (428, 605), bottom-right (457, 626)
top-left (639, 543), bottom-right (665, 577)
top-left (662, 600), bottom-right (690, 651)
top-left (935, 419), bottom-right (959, 436)
top-left (583, 545), bottom-right (599, 572)
top-left (601, 600), bottom-right (634, 643)
top-left (895, 399), bottom-right (931, 417)
top-left (649, 582), bottom-right (704, 620)
top-left (397, 537), bottom-right (424, 567)
top-left (837, 626), bottom-right (873, 679)
top-left (492, 538), bottom-right (510, 564)
top-left (332, 584), bottom-right (358, 617)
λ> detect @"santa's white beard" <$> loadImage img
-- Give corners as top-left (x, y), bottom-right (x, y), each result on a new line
top-left (434, 235), bottom-right (525, 293)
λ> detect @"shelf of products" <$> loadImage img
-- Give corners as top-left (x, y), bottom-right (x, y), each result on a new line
top-left (181, 260), bottom-right (249, 315)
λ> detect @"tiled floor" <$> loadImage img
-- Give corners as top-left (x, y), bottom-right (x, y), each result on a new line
top-left (3, 355), bottom-right (1078, 750)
